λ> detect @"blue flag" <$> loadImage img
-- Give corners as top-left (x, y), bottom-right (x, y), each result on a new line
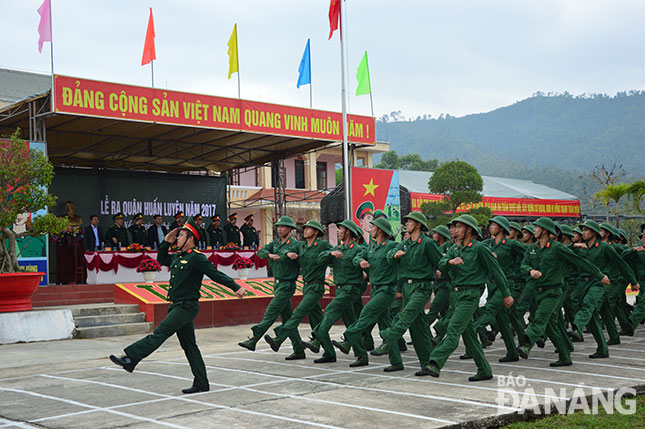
top-left (297, 39), bottom-right (311, 88)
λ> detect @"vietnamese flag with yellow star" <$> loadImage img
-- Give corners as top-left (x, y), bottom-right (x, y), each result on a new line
top-left (351, 167), bottom-right (401, 241)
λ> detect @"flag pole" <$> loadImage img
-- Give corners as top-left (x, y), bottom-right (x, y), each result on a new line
top-left (366, 53), bottom-right (374, 117)
top-left (340, 0), bottom-right (351, 219)
top-left (151, 60), bottom-right (154, 88)
top-left (237, 26), bottom-right (241, 99)
top-left (49, 0), bottom-right (54, 77)
top-left (309, 40), bottom-right (313, 109)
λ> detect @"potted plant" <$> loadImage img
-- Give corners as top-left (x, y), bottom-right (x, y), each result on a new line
top-left (0, 130), bottom-right (69, 312)
top-left (136, 257), bottom-right (162, 283)
top-left (232, 256), bottom-right (253, 280)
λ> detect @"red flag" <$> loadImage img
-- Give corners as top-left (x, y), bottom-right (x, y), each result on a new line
top-left (328, 0), bottom-right (340, 40)
top-left (141, 8), bottom-right (156, 66)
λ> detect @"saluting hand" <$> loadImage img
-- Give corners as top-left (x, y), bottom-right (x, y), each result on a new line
top-left (600, 275), bottom-right (610, 286)
top-left (164, 228), bottom-right (179, 243)
top-left (530, 270), bottom-right (542, 279)
top-left (360, 260), bottom-right (370, 269)
top-left (331, 250), bottom-right (344, 258)
top-left (235, 288), bottom-right (246, 298)
top-left (286, 252), bottom-right (299, 260)
top-left (394, 250), bottom-right (406, 259)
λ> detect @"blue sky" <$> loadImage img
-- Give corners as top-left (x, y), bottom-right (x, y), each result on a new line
top-left (1, 0), bottom-right (644, 118)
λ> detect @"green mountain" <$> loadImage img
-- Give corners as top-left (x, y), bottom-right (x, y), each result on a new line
top-left (375, 91), bottom-right (645, 203)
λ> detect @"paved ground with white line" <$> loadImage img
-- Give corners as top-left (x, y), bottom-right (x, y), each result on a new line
top-left (1, 323), bottom-right (644, 428)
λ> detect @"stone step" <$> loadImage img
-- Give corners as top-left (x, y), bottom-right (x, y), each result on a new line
top-left (69, 304), bottom-right (141, 317)
top-left (73, 322), bottom-right (153, 339)
top-left (74, 312), bottom-right (146, 328)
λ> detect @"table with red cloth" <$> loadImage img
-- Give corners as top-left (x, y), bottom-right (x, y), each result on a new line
top-left (84, 249), bottom-right (268, 284)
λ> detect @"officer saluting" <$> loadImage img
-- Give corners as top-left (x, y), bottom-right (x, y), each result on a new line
top-left (105, 212), bottom-right (130, 248)
top-left (109, 219), bottom-right (246, 393)
top-left (241, 214), bottom-right (259, 248)
top-left (224, 213), bottom-right (241, 247)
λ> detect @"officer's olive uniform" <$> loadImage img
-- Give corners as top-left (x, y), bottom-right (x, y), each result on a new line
top-left (128, 224), bottom-right (148, 246)
top-left (241, 224), bottom-right (259, 248)
top-left (253, 237), bottom-right (304, 353)
top-left (623, 247), bottom-right (645, 328)
top-left (206, 225), bottom-right (225, 248)
top-left (380, 234), bottom-right (442, 367)
top-left (124, 241), bottom-right (240, 387)
top-left (313, 241), bottom-right (365, 359)
top-left (430, 240), bottom-right (510, 377)
top-left (105, 224), bottom-right (130, 247)
top-left (344, 239), bottom-right (399, 358)
top-left (273, 238), bottom-right (332, 345)
top-left (574, 241), bottom-right (637, 356)
top-left (224, 222), bottom-right (241, 246)
top-left (520, 240), bottom-right (604, 362)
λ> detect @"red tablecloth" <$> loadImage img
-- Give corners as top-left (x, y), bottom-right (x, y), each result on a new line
top-left (84, 250), bottom-right (268, 273)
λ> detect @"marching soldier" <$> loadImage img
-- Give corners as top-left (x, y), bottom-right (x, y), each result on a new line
top-left (238, 216), bottom-right (306, 360)
top-left (206, 215), bottom-right (225, 248)
top-left (241, 214), bottom-right (260, 248)
top-left (419, 214), bottom-right (513, 381)
top-left (265, 220), bottom-right (331, 353)
top-left (303, 220), bottom-right (366, 363)
top-left (169, 211), bottom-right (185, 230)
top-left (128, 213), bottom-right (147, 246)
top-left (624, 224), bottom-right (645, 331)
top-left (426, 225), bottom-right (452, 328)
top-left (109, 219), bottom-right (245, 393)
top-left (105, 212), bottom-right (130, 248)
top-left (224, 213), bottom-right (241, 247)
top-left (379, 211), bottom-right (442, 372)
top-left (517, 217), bottom-right (608, 367)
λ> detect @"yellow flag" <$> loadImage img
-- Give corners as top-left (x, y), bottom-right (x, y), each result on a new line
top-left (227, 23), bottom-right (239, 79)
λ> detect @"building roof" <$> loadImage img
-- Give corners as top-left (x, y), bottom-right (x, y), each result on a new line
top-left (0, 68), bottom-right (51, 105)
top-left (398, 170), bottom-right (578, 200)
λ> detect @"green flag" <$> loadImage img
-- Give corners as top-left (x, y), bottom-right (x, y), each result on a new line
top-left (356, 51), bottom-right (371, 96)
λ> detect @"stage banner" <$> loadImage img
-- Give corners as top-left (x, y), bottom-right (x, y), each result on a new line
top-left (351, 167), bottom-right (401, 242)
top-left (50, 168), bottom-right (227, 233)
top-left (410, 192), bottom-right (581, 218)
top-left (53, 75), bottom-right (375, 145)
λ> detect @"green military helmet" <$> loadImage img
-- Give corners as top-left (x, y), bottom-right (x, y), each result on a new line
top-left (338, 219), bottom-right (363, 239)
top-left (580, 220), bottom-right (602, 237)
top-left (180, 218), bottom-right (202, 241)
top-left (522, 224), bottom-right (535, 234)
top-left (533, 217), bottom-right (558, 236)
top-left (573, 226), bottom-right (583, 235)
top-left (370, 217), bottom-right (395, 239)
top-left (402, 211), bottom-right (429, 231)
top-left (599, 222), bottom-right (618, 239)
top-left (373, 209), bottom-right (388, 220)
top-left (275, 216), bottom-right (297, 229)
top-left (559, 224), bottom-right (574, 237)
top-left (451, 214), bottom-right (483, 238)
top-left (617, 228), bottom-right (627, 240)
top-left (303, 219), bottom-right (325, 235)
top-left (433, 225), bottom-right (451, 241)
top-left (509, 221), bottom-right (522, 234)
top-left (489, 215), bottom-right (511, 235)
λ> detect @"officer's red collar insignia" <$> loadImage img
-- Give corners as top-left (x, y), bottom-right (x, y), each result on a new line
top-left (381, 241), bottom-right (386, 246)
top-left (468, 242), bottom-right (473, 247)
top-left (595, 242), bottom-right (599, 247)
top-left (286, 240), bottom-right (290, 244)
top-left (502, 239), bottom-right (506, 244)
top-left (546, 242), bottom-right (551, 248)
top-left (314, 241), bottom-right (318, 246)
top-left (350, 243), bottom-right (354, 249)
top-left (417, 238), bottom-right (422, 244)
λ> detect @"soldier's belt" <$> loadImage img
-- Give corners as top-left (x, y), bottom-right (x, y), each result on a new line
top-left (303, 281), bottom-right (324, 286)
top-left (402, 278), bottom-right (432, 284)
top-left (579, 276), bottom-right (594, 282)
top-left (535, 285), bottom-right (561, 293)
top-left (453, 285), bottom-right (481, 292)
top-left (372, 283), bottom-right (396, 289)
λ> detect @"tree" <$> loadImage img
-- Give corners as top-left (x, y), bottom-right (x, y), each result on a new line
top-left (0, 129), bottom-right (69, 273)
top-left (628, 179), bottom-right (645, 213)
top-left (428, 160), bottom-right (484, 213)
top-left (375, 150), bottom-right (438, 172)
top-left (594, 183), bottom-right (631, 226)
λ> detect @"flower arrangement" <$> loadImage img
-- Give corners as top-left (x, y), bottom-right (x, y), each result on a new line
top-left (224, 242), bottom-right (240, 250)
top-left (50, 226), bottom-right (82, 247)
top-left (126, 243), bottom-right (145, 252)
top-left (136, 258), bottom-right (162, 273)
top-left (232, 256), bottom-right (254, 270)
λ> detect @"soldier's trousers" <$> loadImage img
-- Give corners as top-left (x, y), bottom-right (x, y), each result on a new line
top-left (312, 284), bottom-right (363, 358)
top-left (381, 281), bottom-right (433, 366)
top-left (274, 282), bottom-right (324, 344)
top-left (573, 280), bottom-right (608, 356)
top-left (251, 279), bottom-right (304, 353)
top-left (601, 280), bottom-right (632, 340)
top-left (125, 300), bottom-right (207, 386)
top-left (427, 282), bottom-right (450, 326)
top-left (475, 287), bottom-right (518, 358)
top-left (344, 284), bottom-right (395, 358)
top-left (629, 286), bottom-right (645, 329)
top-left (433, 289), bottom-right (456, 339)
top-left (523, 286), bottom-right (570, 362)
top-left (429, 287), bottom-right (492, 377)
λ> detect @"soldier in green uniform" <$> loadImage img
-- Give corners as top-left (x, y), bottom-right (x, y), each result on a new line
top-left (475, 216), bottom-right (527, 362)
top-left (507, 222), bottom-right (523, 241)
top-left (169, 211), bottom-right (185, 231)
top-left (555, 224), bottom-right (581, 341)
top-left (419, 214), bottom-right (513, 381)
top-left (105, 213), bottom-right (130, 248)
top-left (339, 217), bottom-right (399, 367)
top-left (570, 220), bottom-right (639, 358)
top-left (238, 216), bottom-right (305, 359)
top-left (516, 224), bottom-right (537, 326)
top-left (241, 214), bottom-right (260, 249)
top-left (128, 213), bottom-right (147, 245)
top-left (224, 213), bottom-right (241, 247)
top-left (265, 220), bottom-right (331, 353)
top-left (378, 212), bottom-right (442, 372)
top-left (373, 209), bottom-right (388, 220)
top-left (302, 220), bottom-right (365, 363)
top-left (431, 223), bottom-right (459, 343)
top-left (206, 215), bottom-right (225, 248)
top-left (517, 217), bottom-right (608, 367)
top-left (109, 219), bottom-right (245, 393)
top-left (427, 225), bottom-right (452, 328)
top-left (192, 214), bottom-right (208, 249)
top-left (624, 225), bottom-right (645, 330)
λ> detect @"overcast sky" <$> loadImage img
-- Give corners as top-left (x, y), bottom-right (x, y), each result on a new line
top-left (1, 1), bottom-right (644, 119)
